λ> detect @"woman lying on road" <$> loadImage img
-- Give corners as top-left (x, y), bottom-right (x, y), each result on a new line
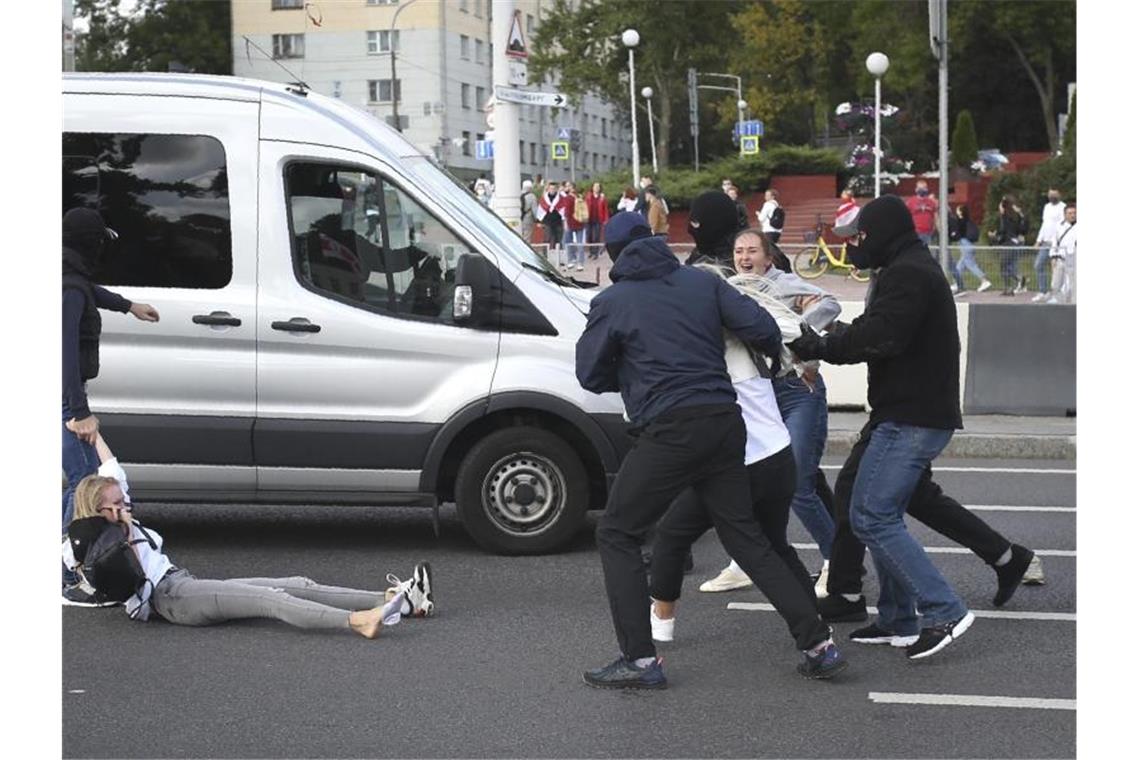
top-left (62, 432), bottom-right (434, 638)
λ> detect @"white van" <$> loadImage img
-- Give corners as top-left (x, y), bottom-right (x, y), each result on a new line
top-left (62, 73), bottom-right (629, 554)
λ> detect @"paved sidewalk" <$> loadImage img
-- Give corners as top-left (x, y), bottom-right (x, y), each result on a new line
top-left (826, 411), bottom-right (1076, 459)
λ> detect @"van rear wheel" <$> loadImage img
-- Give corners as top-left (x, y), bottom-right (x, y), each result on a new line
top-left (454, 426), bottom-right (589, 554)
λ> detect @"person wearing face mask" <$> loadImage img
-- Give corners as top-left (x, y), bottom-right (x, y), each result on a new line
top-left (62, 207), bottom-right (161, 607)
top-left (905, 179), bottom-right (939, 248)
top-left (788, 195), bottom-right (975, 660)
top-left (1032, 189), bottom-right (1066, 303)
top-left (685, 190), bottom-right (747, 268)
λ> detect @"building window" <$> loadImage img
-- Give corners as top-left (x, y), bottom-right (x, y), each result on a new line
top-left (461, 83), bottom-right (471, 109)
top-left (475, 86), bottom-right (486, 109)
top-left (272, 33), bottom-right (304, 59)
top-left (368, 78), bottom-right (401, 103)
top-left (601, 118), bottom-right (607, 138)
top-left (529, 143), bottom-right (536, 165)
top-left (461, 130), bottom-right (472, 156)
top-left (527, 14), bottom-right (535, 36)
top-left (475, 39), bottom-right (484, 64)
top-left (460, 35), bottom-right (470, 59)
top-left (366, 30), bottom-right (399, 54)
top-left (272, 0), bottom-right (304, 9)
top-left (518, 140), bottom-right (524, 162)
top-left (474, 0), bottom-right (482, 18)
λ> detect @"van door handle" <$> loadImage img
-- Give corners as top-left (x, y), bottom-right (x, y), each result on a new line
top-left (271, 318), bottom-right (321, 333)
top-left (192, 311), bottom-right (242, 327)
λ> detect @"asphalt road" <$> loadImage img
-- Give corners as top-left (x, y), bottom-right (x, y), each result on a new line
top-left (62, 456), bottom-right (1076, 759)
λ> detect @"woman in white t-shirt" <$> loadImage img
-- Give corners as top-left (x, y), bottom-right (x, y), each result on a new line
top-left (63, 433), bottom-right (434, 638)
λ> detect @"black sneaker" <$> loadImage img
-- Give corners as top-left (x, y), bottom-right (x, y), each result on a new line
top-left (583, 656), bottom-right (667, 690)
top-left (906, 611), bottom-right (975, 660)
top-left (818, 594), bottom-right (868, 623)
top-left (849, 623), bottom-right (919, 648)
top-left (797, 640), bottom-right (848, 680)
top-left (992, 545), bottom-right (1035, 607)
top-left (61, 584), bottom-right (118, 608)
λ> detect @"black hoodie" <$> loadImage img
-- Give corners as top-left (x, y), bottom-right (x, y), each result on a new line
top-left (63, 208), bottom-right (131, 420)
top-left (811, 195), bottom-right (962, 430)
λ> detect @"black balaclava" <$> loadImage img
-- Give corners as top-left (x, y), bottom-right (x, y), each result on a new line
top-left (846, 194), bottom-right (921, 270)
top-left (688, 191), bottom-right (742, 265)
top-left (62, 207), bottom-right (112, 279)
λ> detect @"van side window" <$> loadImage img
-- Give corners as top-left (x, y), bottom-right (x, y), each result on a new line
top-left (285, 162), bottom-right (484, 326)
top-left (61, 133), bottom-right (233, 289)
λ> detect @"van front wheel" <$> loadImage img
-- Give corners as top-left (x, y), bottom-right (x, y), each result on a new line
top-left (454, 427), bottom-right (589, 554)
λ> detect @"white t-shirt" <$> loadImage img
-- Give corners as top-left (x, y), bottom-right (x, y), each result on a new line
top-left (61, 457), bottom-right (173, 621)
top-left (1052, 220), bottom-right (1076, 259)
top-left (723, 333), bottom-right (792, 465)
top-left (757, 199), bottom-right (779, 233)
top-left (1037, 200), bottom-right (1065, 245)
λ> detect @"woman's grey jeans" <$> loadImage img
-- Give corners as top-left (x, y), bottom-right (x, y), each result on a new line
top-left (150, 570), bottom-right (386, 630)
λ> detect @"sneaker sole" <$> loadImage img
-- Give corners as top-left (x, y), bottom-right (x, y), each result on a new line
top-left (851, 634), bottom-right (919, 648)
top-left (820, 608), bottom-right (869, 624)
top-left (582, 674), bottom-right (668, 690)
top-left (698, 579), bottom-right (753, 593)
top-left (61, 598), bottom-right (119, 608)
top-left (798, 659), bottom-right (849, 680)
top-left (908, 612), bottom-right (975, 660)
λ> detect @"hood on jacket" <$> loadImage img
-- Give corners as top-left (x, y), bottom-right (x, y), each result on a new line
top-left (688, 190), bottom-right (742, 263)
top-left (844, 194), bottom-right (921, 269)
top-left (609, 235), bottom-right (679, 282)
top-left (63, 207), bottom-right (116, 278)
top-left (604, 211), bottom-right (653, 263)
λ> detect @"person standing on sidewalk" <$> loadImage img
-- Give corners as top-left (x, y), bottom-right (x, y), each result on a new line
top-left (905, 179), bottom-right (939, 248)
top-left (576, 212), bottom-right (844, 689)
top-left (947, 204), bottom-right (991, 295)
top-left (585, 181), bottom-right (610, 257)
top-left (1032, 188), bottom-right (1066, 302)
top-left (990, 196), bottom-right (1028, 295)
top-left (1047, 203), bottom-right (1077, 304)
top-left (62, 207), bottom-right (161, 606)
top-left (789, 194), bottom-right (975, 660)
top-left (756, 189), bottom-right (783, 246)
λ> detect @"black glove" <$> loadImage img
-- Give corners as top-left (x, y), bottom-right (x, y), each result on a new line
top-left (789, 323), bottom-right (827, 361)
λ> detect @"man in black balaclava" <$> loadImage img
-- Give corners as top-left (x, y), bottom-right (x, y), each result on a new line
top-left (787, 194), bottom-right (977, 661)
top-left (684, 190), bottom-right (744, 268)
top-left (62, 207), bottom-right (160, 606)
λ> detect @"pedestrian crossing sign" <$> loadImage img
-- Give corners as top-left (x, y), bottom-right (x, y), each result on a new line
top-left (741, 135), bottom-right (760, 155)
top-left (551, 141), bottom-right (570, 160)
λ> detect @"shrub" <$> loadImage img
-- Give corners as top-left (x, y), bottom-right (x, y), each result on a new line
top-left (951, 110), bottom-right (979, 169)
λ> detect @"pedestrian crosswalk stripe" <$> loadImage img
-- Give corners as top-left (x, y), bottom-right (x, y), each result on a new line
top-left (819, 465), bottom-right (1075, 475)
top-left (726, 602), bottom-right (1075, 621)
top-left (966, 504), bottom-right (1075, 513)
top-left (789, 542), bottom-right (1075, 557)
top-left (867, 692), bottom-right (1075, 710)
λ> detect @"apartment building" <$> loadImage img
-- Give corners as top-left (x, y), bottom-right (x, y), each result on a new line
top-left (232, 0), bottom-right (630, 184)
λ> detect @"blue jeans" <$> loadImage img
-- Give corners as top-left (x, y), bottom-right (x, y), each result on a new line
top-left (953, 239), bottom-right (986, 289)
top-left (849, 422), bottom-right (966, 634)
top-left (772, 374), bottom-right (835, 560)
top-left (1034, 245), bottom-right (1051, 293)
top-left (62, 398), bottom-right (99, 586)
top-left (562, 228), bottom-right (585, 266)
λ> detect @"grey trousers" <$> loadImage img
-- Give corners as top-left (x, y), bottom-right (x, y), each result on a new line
top-left (150, 570), bottom-right (386, 630)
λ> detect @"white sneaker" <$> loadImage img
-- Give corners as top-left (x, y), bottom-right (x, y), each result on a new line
top-left (385, 562), bottom-right (434, 617)
top-left (814, 560), bottom-right (830, 598)
top-left (650, 604), bottom-right (674, 642)
top-left (1022, 554), bottom-right (1046, 585)
top-left (1045, 296), bottom-right (1058, 304)
top-left (576, 264), bottom-right (584, 271)
top-left (950, 283), bottom-right (959, 294)
top-left (1031, 292), bottom-right (1048, 303)
top-left (698, 564), bottom-right (753, 592)
top-left (977, 279), bottom-right (992, 293)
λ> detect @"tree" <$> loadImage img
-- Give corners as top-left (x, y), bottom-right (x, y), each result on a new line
top-left (529, 0), bottom-right (739, 169)
top-left (1061, 91), bottom-right (1076, 157)
top-left (74, 0), bottom-right (131, 71)
top-left (951, 109), bottom-right (978, 168)
top-left (75, 0), bottom-right (231, 75)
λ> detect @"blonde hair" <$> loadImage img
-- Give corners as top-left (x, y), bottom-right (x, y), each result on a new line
top-left (72, 475), bottom-right (120, 521)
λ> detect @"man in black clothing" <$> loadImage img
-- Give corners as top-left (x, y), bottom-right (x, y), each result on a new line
top-left (576, 212), bottom-right (841, 689)
top-left (790, 195), bottom-right (974, 660)
top-left (62, 207), bottom-right (160, 605)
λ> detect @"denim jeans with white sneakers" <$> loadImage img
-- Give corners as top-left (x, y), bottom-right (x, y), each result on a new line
top-left (849, 422), bottom-right (967, 635)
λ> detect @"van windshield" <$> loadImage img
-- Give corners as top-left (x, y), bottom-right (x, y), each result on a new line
top-left (403, 156), bottom-right (564, 279)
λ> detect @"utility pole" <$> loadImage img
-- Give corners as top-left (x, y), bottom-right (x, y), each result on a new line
top-left (688, 68), bottom-right (699, 171)
top-left (491, 1), bottom-right (522, 228)
top-left (930, 0), bottom-right (950, 274)
top-left (389, 0), bottom-right (418, 133)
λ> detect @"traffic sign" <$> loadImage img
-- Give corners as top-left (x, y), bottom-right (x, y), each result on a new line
top-left (734, 120), bottom-right (764, 137)
top-left (476, 140), bottom-right (494, 160)
top-left (506, 10), bottom-right (528, 60)
top-left (551, 141), bottom-right (570, 160)
top-left (495, 85), bottom-right (567, 108)
top-left (741, 135), bottom-right (760, 155)
top-left (556, 127), bottom-right (572, 139)
top-left (508, 59), bottom-right (528, 86)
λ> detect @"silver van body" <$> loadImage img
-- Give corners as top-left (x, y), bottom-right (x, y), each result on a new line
top-left (63, 73), bottom-right (628, 553)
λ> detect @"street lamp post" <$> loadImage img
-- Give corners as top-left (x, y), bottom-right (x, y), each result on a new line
top-left (641, 86), bottom-right (658, 175)
top-left (389, 0), bottom-right (419, 133)
top-left (622, 28), bottom-right (640, 190)
top-left (737, 98), bottom-right (748, 156)
top-left (866, 52), bottom-right (890, 198)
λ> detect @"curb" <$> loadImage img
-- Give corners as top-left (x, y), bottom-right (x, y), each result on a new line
top-left (825, 433), bottom-right (1076, 460)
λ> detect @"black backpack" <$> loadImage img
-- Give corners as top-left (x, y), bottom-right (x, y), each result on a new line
top-left (770, 205), bottom-right (786, 230)
top-left (68, 517), bottom-right (157, 604)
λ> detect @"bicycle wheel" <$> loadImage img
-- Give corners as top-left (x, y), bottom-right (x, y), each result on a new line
top-left (793, 246), bottom-right (829, 279)
top-left (849, 268), bottom-right (872, 282)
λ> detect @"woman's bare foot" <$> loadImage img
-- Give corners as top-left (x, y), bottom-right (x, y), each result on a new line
top-left (349, 607), bottom-right (384, 639)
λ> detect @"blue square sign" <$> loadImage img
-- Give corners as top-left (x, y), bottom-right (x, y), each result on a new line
top-left (476, 140), bottom-right (494, 160)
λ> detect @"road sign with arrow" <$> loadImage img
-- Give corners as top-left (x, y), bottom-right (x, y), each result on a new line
top-left (494, 85), bottom-right (567, 108)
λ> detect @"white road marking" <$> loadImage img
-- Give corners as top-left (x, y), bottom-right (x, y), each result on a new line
top-left (820, 465), bottom-right (1075, 475)
top-left (67, 689), bottom-right (85, 694)
top-left (726, 602), bottom-right (1075, 622)
top-left (867, 692), bottom-right (1075, 711)
top-left (789, 542), bottom-right (1075, 557)
top-left (966, 504), bottom-right (1075, 513)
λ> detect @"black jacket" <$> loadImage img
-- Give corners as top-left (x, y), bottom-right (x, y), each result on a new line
top-left (576, 235), bottom-right (781, 427)
top-left (813, 196), bottom-right (962, 430)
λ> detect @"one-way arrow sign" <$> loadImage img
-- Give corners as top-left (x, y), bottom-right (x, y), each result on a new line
top-left (494, 85), bottom-right (567, 108)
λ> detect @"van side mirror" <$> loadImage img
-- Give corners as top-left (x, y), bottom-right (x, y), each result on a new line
top-left (452, 253), bottom-right (496, 323)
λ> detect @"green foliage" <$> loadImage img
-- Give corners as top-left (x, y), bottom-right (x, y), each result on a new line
top-left (1062, 91), bottom-right (1076, 156)
top-left (983, 152), bottom-right (1075, 239)
top-left (951, 110), bottom-right (979, 169)
top-left (75, 0), bottom-right (231, 75)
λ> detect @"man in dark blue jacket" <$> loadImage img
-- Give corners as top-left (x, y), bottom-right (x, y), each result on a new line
top-left (62, 207), bottom-right (159, 606)
top-left (575, 212), bottom-right (838, 689)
